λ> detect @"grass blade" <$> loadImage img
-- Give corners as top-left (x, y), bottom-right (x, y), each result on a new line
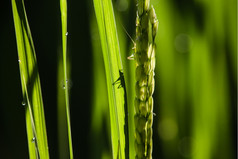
top-left (93, 0), bottom-right (129, 158)
top-left (11, 0), bottom-right (49, 158)
top-left (57, 51), bottom-right (70, 159)
top-left (60, 0), bottom-right (74, 158)
top-left (90, 12), bottom-right (111, 158)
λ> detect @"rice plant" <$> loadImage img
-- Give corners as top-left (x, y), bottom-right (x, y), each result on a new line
top-left (7, 0), bottom-right (236, 159)
top-left (60, 0), bottom-right (74, 158)
top-left (133, 1), bottom-right (158, 158)
top-left (11, 0), bottom-right (49, 158)
top-left (93, 0), bottom-right (129, 158)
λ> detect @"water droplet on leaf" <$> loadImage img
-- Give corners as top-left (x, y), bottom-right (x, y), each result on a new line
top-left (22, 101), bottom-right (26, 106)
top-left (32, 137), bottom-right (36, 142)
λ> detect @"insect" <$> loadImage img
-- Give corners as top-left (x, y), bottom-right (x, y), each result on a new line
top-left (113, 70), bottom-right (126, 89)
top-left (119, 24), bottom-right (136, 61)
top-left (113, 70), bottom-right (129, 159)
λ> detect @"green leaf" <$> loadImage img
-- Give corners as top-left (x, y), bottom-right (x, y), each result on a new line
top-left (11, 0), bottom-right (49, 158)
top-left (93, 0), bottom-right (129, 158)
top-left (60, 0), bottom-right (74, 158)
top-left (90, 11), bottom-right (110, 158)
top-left (57, 52), bottom-right (71, 159)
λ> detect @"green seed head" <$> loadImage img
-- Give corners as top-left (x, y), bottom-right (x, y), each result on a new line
top-left (151, 56), bottom-right (156, 71)
top-left (144, 61), bottom-right (152, 74)
top-left (135, 98), bottom-right (140, 114)
top-left (147, 96), bottom-right (153, 113)
top-left (149, 6), bottom-right (158, 39)
top-left (149, 6), bottom-right (157, 24)
top-left (147, 113), bottom-right (153, 127)
top-left (136, 27), bottom-right (142, 39)
top-left (137, 0), bottom-right (144, 16)
top-left (139, 101), bottom-right (148, 116)
top-left (138, 72), bottom-right (147, 87)
top-left (148, 78), bottom-right (155, 97)
top-left (135, 82), bottom-right (140, 99)
top-left (135, 130), bottom-right (142, 144)
top-left (147, 44), bottom-right (153, 59)
top-left (137, 116), bottom-right (147, 132)
top-left (144, 0), bottom-right (150, 12)
top-left (147, 128), bottom-right (152, 142)
top-left (141, 15), bottom-right (149, 31)
top-left (152, 20), bottom-right (159, 39)
top-left (143, 51), bottom-right (149, 62)
top-left (134, 1), bottom-right (157, 158)
top-left (148, 72), bottom-right (154, 85)
top-left (147, 141), bottom-right (153, 157)
top-left (151, 44), bottom-right (156, 58)
top-left (140, 86), bottom-right (147, 101)
top-left (136, 143), bottom-right (145, 158)
top-left (136, 65), bottom-right (143, 81)
top-left (136, 13), bottom-right (140, 26)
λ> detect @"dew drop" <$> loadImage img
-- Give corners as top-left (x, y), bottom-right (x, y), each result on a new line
top-left (22, 101), bottom-right (26, 106)
top-left (66, 79), bottom-right (73, 89)
top-left (65, 32), bottom-right (68, 36)
top-left (32, 137), bottom-right (36, 142)
top-left (62, 85), bottom-right (65, 89)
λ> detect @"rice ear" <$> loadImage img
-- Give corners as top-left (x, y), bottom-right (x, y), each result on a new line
top-left (133, 0), bottom-right (158, 158)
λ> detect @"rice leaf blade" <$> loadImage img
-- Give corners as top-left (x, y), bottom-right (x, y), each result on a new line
top-left (60, 0), bottom-right (74, 158)
top-left (11, 0), bottom-right (49, 158)
top-left (93, 0), bottom-right (129, 158)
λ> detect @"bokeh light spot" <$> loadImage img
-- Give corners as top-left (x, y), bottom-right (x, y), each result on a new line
top-left (178, 137), bottom-right (193, 158)
top-left (116, 0), bottom-right (128, 12)
top-left (158, 118), bottom-right (178, 141)
top-left (174, 33), bottom-right (193, 53)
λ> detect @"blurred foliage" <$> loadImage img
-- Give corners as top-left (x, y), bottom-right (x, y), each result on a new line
top-left (0, 0), bottom-right (236, 159)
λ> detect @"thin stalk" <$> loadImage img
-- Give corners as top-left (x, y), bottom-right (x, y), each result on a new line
top-left (22, 75), bottom-right (40, 159)
top-left (60, 0), bottom-right (74, 158)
